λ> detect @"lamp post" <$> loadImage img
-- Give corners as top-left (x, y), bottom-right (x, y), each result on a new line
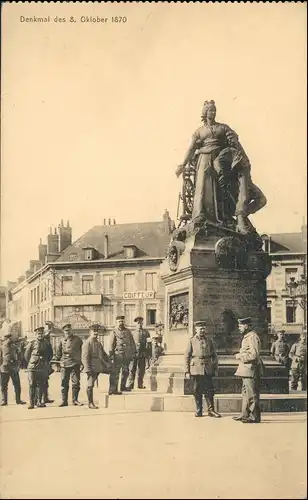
top-left (286, 274), bottom-right (307, 328)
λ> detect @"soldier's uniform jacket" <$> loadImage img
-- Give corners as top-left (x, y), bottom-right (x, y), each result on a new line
top-left (24, 338), bottom-right (53, 373)
top-left (55, 335), bottom-right (83, 368)
top-left (0, 338), bottom-right (20, 373)
top-left (271, 340), bottom-right (290, 364)
top-left (184, 334), bottom-right (218, 376)
top-left (82, 337), bottom-right (112, 374)
top-left (289, 341), bottom-right (307, 371)
top-left (132, 328), bottom-right (151, 358)
top-left (109, 328), bottom-right (136, 362)
top-left (234, 330), bottom-right (262, 378)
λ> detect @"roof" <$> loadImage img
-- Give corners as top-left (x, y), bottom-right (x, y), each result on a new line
top-left (266, 231), bottom-right (306, 254)
top-left (56, 220), bottom-right (172, 262)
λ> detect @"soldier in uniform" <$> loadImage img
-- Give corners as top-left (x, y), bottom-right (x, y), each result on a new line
top-left (108, 315), bottom-right (136, 395)
top-left (271, 330), bottom-right (290, 369)
top-left (127, 317), bottom-right (151, 390)
top-left (82, 323), bottom-right (112, 409)
top-left (24, 326), bottom-right (53, 409)
top-left (289, 330), bottom-right (307, 391)
top-left (233, 317), bottom-right (264, 423)
top-left (184, 320), bottom-right (221, 418)
top-left (54, 323), bottom-right (83, 407)
top-left (0, 331), bottom-right (26, 406)
top-left (36, 321), bottom-right (55, 405)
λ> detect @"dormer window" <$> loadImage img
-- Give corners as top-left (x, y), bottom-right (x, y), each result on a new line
top-left (123, 245), bottom-right (137, 259)
top-left (83, 246), bottom-right (96, 261)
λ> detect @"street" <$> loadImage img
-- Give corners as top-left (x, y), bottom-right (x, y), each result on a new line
top-left (0, 372), bottom-right (306, 499)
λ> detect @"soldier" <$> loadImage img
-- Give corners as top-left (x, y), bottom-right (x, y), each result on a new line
top-left (0, 331), bottom-right (26, 406)
top-left (184, 320), bottom-right (221, 418)
top-left (127, 317), bottom-right (151, 390)
top-left (82, 323), bottom-right (112, 409)
top-left (233, 317), bottom-right (264, 424)
top-left (36, 322), bottom-right (55, 405)
top-left (24, 326), bottom-right (53, 410)
top-left (108, 315), bottom-right (136, 395)
top-left (289, 331), bottom-right (307, 391)
top-left (271, 330), bottom-right (290, 369)
top-left (54, 323), bottom-right (83, 407)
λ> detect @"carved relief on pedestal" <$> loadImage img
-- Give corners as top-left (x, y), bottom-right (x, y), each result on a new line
top-left (169, 292), bottom-right (189, 329)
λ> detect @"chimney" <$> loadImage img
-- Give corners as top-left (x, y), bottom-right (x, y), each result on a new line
top-left (108, 218), bottom-right (111, 225)
top-left (103, 218), bottom-right (106, 225)
top-left (163, 209), bottom-right (174, 234)
top-left (104, 233), bottom-right (109, 259)
top-left (38, 238), bottom-right (47, 264)
top-left (58, 220), bottom-right (72, 253)
top-left (47, 227), bottom-right (59, 254)
top-left (113, 219), bottom-right (116, 225)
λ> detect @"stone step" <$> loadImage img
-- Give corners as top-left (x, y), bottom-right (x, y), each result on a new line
top-left (98, 391), bottom-right (307, 413)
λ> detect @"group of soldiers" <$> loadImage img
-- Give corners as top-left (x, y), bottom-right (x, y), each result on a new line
top-left (185, 317), bottom-right (307, 422)
top-left (271, 329), bottom-right (307, 391)
top-left (0, 315), bottom-right (155, 409)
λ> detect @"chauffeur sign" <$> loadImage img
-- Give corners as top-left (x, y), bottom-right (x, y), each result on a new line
top-left (123, 291), bottom-right (155, 299)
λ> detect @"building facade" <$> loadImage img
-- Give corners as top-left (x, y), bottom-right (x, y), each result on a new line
top-left (6, 213), bottom-right (174, 342)
top-left (262, 223), bottom-right (307, 338)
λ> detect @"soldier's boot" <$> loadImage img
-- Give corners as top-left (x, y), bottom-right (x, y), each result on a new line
top-left (87, 388), bottom-right (98, 409)
top-left (42, 386), bottom-right (54, 404)
top-left (28, 387), bottom-right (36, 410)
top-left (72, 387), bottom-right (83, 406)
top-left (206, 396), bottom-right (221, 418)
top-left (15, 387), bottom-right (26, 405)
top-left (1, 389), bottom-right (8, 406)
top-left (194, 396), bottom-right (203, 417)
top-left (59, 388), bottom-right (69, 407)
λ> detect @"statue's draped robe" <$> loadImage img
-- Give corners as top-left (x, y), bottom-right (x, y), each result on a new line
top-left (191, 122), bottom-right (249, 222)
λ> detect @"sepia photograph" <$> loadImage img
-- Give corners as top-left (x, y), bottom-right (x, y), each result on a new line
top-left (0, 2), bottom-right (307, 499)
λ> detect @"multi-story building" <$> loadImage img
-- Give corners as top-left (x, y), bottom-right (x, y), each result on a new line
top-left (6, 212), bottom-right (174, 341)
top-left (0, 286), bottom-right (7, 319)
top-left (262, 223), bottom-right (307, 338)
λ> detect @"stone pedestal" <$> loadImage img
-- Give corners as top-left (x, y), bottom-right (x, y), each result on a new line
top-left (161, 221), bottom-right (271, 353)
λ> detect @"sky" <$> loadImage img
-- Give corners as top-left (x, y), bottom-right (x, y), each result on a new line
top-left (1, 2), bottom-right (307, 284)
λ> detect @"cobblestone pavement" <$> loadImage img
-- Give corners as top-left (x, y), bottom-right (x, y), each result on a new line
top-left (0, 373), bottom-right (307, 499)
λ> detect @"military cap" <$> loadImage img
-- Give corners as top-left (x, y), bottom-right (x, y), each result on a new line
top-left (89, 323), bottom-right (101, 332)
top-left (238, 317), bottom-right (252, 325)
top-left (194, 320), bottom-right (207, 327)
top-left (116, 315), bottom-right (125, 320)
top-left (134, 316), bottom-right (144, 322)
top-left (34, 326), bottom-right (45, 333)
top-left (62, 323), bottom-right (71, 330)
top-left (277, 329), bottom-right (286, 334)
top-left (45, 321), bottom-right (53, 326)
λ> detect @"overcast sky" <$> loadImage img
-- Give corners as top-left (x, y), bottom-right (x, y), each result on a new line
top-left (1, 2), bottom-right (306, 284)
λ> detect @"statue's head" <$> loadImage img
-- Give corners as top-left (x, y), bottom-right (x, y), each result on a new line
top-left (201, 100), bottom-right (216, 122)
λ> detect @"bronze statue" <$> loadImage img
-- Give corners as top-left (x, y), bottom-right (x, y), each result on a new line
top-left (176, 100), bottom-right (267, 234)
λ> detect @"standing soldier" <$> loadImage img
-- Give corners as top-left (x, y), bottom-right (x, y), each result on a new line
top-left (54, 324), bottom-right (83, 407)
top-left (37, 321), bottom-right (55, 405)
top-left (127, 317), bottom-right (151, 390)
top-left (233, 317), bottom-right (263, 424)
top-left (289, 330), bottom-right (307, 391)
top-left (271, 330), bottom-right (290, 369)
top-left (0, 331), bottom-right (26, 406)
top-left (184, 320), bottom-right (221, 418)
top-left (24, 326), bottom-right (53, 410)
top-left (108, 315), bottom-right (136, 395)
top-left (82, 323), bottom-right (112, 409)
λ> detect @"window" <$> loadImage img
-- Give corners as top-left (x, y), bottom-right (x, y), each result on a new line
top-left (146, 304), bottom-right (157, 325)
top-left (31, 289), bottom-right (33, 307)
top-left (102, 274), bottom-right (114, 295)
top-left (41, 311), bottom-right (44, 325)
top-left (124, 304), bottom-right (136, 326)
top-left (41, 286), bottom-right (44, 302)
top-left (286, 300), bottom-right (296, 323)
top-left (37, 286), bottom-right (40, 303)
top-left (104, 305), bottom-right (114, 326)
top-left (55, 307), bottom-right (62, 323)
top-left (82, 275), bottom-right (94, 295)
top-left (33, 288), bottom-right (37, 305)
top-left (30, 316), bottom-right (33, 331)
top-left (124, 273), bottom-right (136, 292)
top-left (145, 272), bottom-right (157, 291)
top-left (44, 284), bottom-right (47, 301)
top-left (285, 268), bottom-right (298, 288)
top-left (62, 276), bottom-right (74, 295)
top-left (266, 301), bottom-right (272, 324)
top-left (124, 246), bottom-right (136, 259)
top-left (84, 248), bottom-right (95, 261)
top-left (33, 315), bottom-right (37, 330)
